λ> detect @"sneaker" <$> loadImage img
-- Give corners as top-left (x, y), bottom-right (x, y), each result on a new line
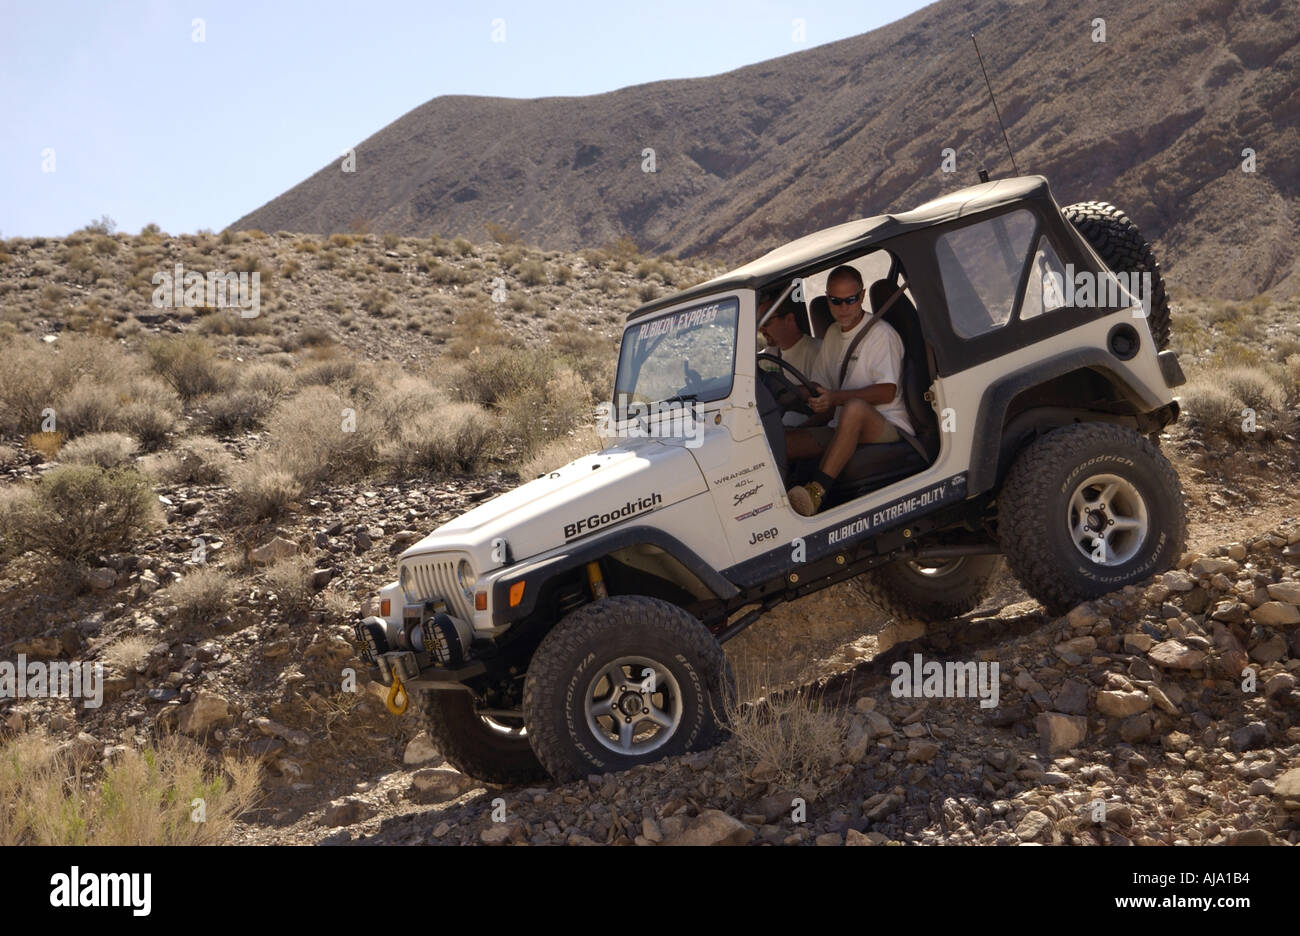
top-left (787, 481), bottom-right (825, 517)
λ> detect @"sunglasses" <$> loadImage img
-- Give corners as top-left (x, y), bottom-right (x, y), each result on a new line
top-left (826, 291), bottom-right (862, 306)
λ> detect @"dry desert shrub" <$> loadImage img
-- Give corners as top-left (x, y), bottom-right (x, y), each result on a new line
top-left (0, 465), bottom-right (160, 564)
top-left (380, 402), bottom-right (500, 474)
top-left (58, 431), bottom-right (138, 469)
top-left (0, 333), bottom-right (137, 436)
top-left (142, 435), bottom-right (234, 484)
top-left (517, 424), bottom-right (601, 478)
top-left (201, 361), bottom-right (291, 433)
top-left (498, 367), bottom-right (592, 458)
top-left (145, 334), bottom-right (231, 401)
top-left (451, 345), bottom-right (554, 406)
top-left (263, 385), bottom-right (380, 484)
top-left (1180, 364), bottom-right (1291, 441)
top-left (229, 455), bottom-right (302, 521)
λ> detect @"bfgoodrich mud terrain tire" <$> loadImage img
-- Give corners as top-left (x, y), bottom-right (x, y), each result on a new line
top-left (854, 554), bottom-right (1005, 623)
top-left (523, 596), bottom-right (733, 783)
top-left (1063, 200), bottom-right (1171, 350)
top-left (415, 688), bottom-right (547, 785)
top-left (998, 423), bottom-right (1186, 616)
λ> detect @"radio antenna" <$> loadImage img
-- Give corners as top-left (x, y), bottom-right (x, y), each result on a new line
top-left (971, 32), bottom-right (1019, 176)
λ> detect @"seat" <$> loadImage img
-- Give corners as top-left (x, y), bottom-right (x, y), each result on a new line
top-left (792, 280), bottom-right (939, 505)
top-left (806, 295), bottom-right (834, 338)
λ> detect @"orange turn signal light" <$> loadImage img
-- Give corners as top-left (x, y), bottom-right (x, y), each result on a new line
top-left (380, 599), bottom-right (391, 617)
top-left (474, 590), bottom-right (487, 611)
top-left (508, 581), bottom-right (526, 607)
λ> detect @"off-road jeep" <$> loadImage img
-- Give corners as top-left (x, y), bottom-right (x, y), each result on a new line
top-left (356, 175), bottom-right (1188, 783)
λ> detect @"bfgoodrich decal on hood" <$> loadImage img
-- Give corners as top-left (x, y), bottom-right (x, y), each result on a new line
top-left (401, 439), bottom-right (707, 562)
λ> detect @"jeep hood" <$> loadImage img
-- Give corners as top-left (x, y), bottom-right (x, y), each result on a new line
top-left (401, 439), bottom-right (707, 564)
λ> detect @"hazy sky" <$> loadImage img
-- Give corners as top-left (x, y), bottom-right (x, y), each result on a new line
top-left (0, 0), bottom-right (932, 237)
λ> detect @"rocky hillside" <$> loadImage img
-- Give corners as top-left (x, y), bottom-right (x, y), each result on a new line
top-left (234, 0), bottom-right (1300, 299)
top-left (345, 526), bottom-right (1300, 847)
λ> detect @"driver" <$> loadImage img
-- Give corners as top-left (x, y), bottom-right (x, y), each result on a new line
top-left (758, 289), bottom-right (821, 427)
top-left (784, 265), bottom-right (913, 517)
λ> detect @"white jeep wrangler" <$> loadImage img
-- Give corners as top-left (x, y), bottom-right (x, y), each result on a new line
top-left (356, 176), bottom-right (1188, 783)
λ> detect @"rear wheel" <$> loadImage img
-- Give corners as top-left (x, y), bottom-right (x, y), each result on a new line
top-left (414, 688), bottom-right (547, 785)
top-left (998, 422), bottom-right (1186, 615)
top-left (854, 554), bottom-right (1004, 623)
top-left (523, 596), bottom-right (733, 782)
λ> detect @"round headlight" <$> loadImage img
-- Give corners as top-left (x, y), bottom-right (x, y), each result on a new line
top-left (456, 560), bottom-right (477, 599)
top-left (399, 565), bottom-right (413, 599)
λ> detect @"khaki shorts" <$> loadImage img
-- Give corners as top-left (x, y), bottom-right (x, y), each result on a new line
top-left (803, 420), bottom-right (900, 447)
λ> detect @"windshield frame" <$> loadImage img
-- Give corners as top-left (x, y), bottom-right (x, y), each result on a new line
top-left (612, 293), bottom-right (741, 424)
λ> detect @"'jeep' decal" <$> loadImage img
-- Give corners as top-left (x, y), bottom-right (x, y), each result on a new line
top-left (563, 492), bottom-right (663, 541)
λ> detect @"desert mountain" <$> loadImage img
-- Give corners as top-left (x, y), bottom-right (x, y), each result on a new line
top-left (236, 0), bottom-right (1300, 300)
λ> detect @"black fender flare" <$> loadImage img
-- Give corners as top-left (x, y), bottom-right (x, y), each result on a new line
top-left (967, 349), bottom-right (1167, 495)
top-left (491, 526), bottom-right (740, 625)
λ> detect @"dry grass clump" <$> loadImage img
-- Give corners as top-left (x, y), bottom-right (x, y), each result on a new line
top-left (170, 565), bottom-right (235, 627)
top-left (229, 456), bottom-right (302, 521)
top-left (99, 635), bottom-right (154, 674)
top-left (723, 668), bottom-right (849, 795)
top-left (142, 436), bottom-right (234, 484)
top-left (263, 385), bottom-right (381, 484)
top-left (264, 555), bottom-right (314, 620)
top-left (0, 731), bottom-right (260, 845)
top-left (58, 431), bottom-right (138, 468)
top-left (380, 402), bottom-right (500, 474)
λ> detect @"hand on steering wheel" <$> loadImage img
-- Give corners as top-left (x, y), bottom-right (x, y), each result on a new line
top-left (756, 350), bottom-right (818, 416)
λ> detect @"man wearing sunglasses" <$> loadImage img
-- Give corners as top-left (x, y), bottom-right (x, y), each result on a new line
top-left (784, 265), bottom-right (912, 517)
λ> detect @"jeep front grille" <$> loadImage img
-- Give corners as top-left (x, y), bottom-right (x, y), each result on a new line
top-left (404, 557), bottom-right (473, 620)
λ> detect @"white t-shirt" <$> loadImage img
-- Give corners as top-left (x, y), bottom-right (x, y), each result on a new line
top-left (812, 314), bottom-right (913, 435)
top-left (775, 335), bottom-right (821, 427)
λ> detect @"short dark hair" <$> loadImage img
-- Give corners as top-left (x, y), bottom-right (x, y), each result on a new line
top-left (827, 265), bottom-right (863, 291)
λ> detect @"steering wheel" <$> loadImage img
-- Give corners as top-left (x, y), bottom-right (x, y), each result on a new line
top-left (756, 350), bottom-right (818, 416)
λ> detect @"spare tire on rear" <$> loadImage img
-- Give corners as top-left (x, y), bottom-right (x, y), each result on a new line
top-left (1062, 201), bottom-right (1171, 350)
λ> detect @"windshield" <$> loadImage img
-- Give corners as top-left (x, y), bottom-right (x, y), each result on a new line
top-left (613, 297), bottom-right (739, 419)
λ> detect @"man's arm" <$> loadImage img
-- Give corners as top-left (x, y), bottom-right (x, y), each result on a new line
top-left (807, 383), bottom-right (896, 413)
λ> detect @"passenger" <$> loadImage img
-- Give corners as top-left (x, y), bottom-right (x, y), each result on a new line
top-left (758, 290), bottom-right (821, 427)
top-left (784, 265), bottom-right (913, 516)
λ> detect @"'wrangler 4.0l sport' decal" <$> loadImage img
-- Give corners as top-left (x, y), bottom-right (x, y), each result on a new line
top-left (563, 492), bottom-right (664, 541)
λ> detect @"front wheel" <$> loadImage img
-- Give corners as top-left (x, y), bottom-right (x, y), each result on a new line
top-left (523, 596), bottom-right (733, 782)
top-left (998, 422), bottom-right (1186, 615)
top-left (414, 688), bottom-right (547, 785)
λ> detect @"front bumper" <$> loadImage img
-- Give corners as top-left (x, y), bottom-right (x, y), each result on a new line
top-left (353, 614), bottom-right (484, 691)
